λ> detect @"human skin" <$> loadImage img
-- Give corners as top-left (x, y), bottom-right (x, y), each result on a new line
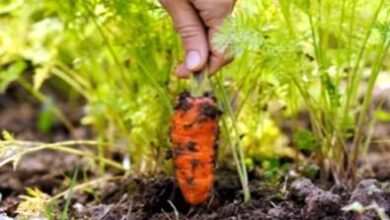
top-left (159, 0), bottom-right (236, 78)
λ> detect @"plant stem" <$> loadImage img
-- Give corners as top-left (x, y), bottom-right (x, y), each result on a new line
top-left (0, 140), bottom-right (125, 171)
top-left (211, 75), bottom-right (250, 202)
top-left (349, 37), bottom-right (390, 182)
top-left (343, 0), bottom-right (385, 127)
top-left (17, 77), bottom-right (75, 132)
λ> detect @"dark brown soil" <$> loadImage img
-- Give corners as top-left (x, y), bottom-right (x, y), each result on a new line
top-left (1, 86), bottom-right (390, 220)
top-left (0, 85), bottom-right (91, 217)
top-left (66, 173), bottom-right (390, 220)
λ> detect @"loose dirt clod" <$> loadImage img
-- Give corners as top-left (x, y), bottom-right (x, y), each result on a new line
top-left (331, 183), bottom-right (348, 195)
top-left (289, 178), bottom-right (345, 220)
top-left (289, 178), bottom-right (321, 202)
top-left (348, 179), bottom-right (390, 220)
top-left (350, 179), bottom-right (387, 207)
top-left (304, 190), bottom-right (342, 220)
top-left (267, 207), bottom-right (289, 219)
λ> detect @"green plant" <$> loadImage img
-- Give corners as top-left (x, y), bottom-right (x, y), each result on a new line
top-left (1, 0), bottom-right (253, 202)
top-left (2, 0), bottom-right (390, 208)
top-left (0, 131), bottom-right (123, 170)
top-left (215, 0), bottom-right (390, 185)
top-left (61, 165), bottom-right (78, 220)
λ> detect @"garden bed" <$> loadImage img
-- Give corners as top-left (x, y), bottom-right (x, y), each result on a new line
top-left (1, 89), bottom-right (389, 220)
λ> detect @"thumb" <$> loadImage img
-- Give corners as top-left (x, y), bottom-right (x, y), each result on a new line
top-left (160, 0), bottom-right (209, 77)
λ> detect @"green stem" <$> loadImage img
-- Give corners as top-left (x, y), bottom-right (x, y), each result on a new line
top-left (343, 0), bottom-right (385, 126)
top-left (279, 0), bottom-right (295, 36)
top-left (211, 75), bottom-right (250, 202)
top-left (83, 1), bottom-right (130, 88)
top-left (17, 77), bottom-right (75, 132)
top-left (349, 31), bottom-right (389, 182)
top-left (0, 140), bottom-right (125, 171)
top-left (52, 175), bottom-right (117, 201)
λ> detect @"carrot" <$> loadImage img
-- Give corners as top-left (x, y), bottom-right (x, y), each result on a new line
top-left (170, 91), bottom-right (222, 205)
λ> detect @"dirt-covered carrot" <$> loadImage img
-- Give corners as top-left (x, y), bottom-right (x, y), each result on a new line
top-left (170, 91), bottom-right (222, 206)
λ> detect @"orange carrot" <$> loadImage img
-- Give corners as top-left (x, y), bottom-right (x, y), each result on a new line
top-left (170, 91), bottom-right (221, 205)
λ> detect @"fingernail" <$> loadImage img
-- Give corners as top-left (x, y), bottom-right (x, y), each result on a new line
top-left (186, 51), bottom-right (201, 70)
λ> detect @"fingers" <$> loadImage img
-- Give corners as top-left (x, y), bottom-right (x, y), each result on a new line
top-left (208, 27), bottom-right (234, 74)
top-left (208, 51), bottom-right (233, 75)
top-left (160, 0), bottom-right (209, 78)
top-left (193, 0), bottom-right (236, 75)
top-left (193, 0), bottom-right (236, 27)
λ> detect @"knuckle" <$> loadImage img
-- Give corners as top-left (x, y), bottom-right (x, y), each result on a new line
top-left (197, 0), bottom-right (234, 26)
top-left (176, 24), bottom-right (204, 39)
top-left (201, 0), bottom-right (234, 9)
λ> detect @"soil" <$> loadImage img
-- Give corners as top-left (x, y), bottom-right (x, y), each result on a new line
top-left (0, 85), bottom-right (390, 220)
top-left (64, 172), bottom-right (390, 220)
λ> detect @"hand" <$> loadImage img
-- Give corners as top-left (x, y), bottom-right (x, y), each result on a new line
top-left (160, 0), bottom-right (236, 78)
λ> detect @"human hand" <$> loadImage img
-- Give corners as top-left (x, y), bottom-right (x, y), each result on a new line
top-left (160, 0), bottom-right (236, 78)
